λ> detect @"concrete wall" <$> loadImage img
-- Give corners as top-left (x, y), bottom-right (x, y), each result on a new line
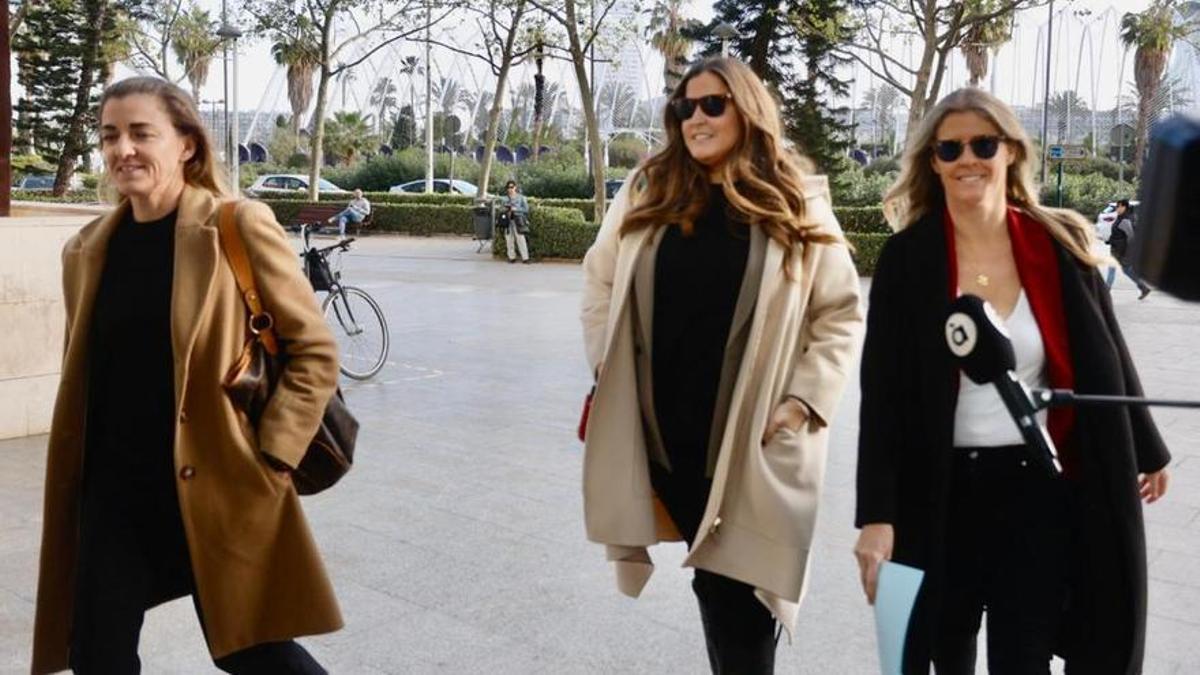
top-left (0, 209), bottom-right (102, 439)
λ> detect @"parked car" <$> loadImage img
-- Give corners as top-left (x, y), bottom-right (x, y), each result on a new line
top-left (13, 174), bottom-right (81, 192)
top-left (1094, 199), bottom-right (1140, 242)
top-left (603, 179), bottom-right (624, 199)
top-left (245, 174), bottom-right (349, 198)
top-left (388, 179), bottom-right (478, 196)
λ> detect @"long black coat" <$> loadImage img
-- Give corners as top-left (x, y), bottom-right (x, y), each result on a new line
top-left (855, 211), bottom-right (1171, 674)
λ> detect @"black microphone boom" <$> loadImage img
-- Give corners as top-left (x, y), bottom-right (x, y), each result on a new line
top-left (944, 295), bottom-right (1063, 477)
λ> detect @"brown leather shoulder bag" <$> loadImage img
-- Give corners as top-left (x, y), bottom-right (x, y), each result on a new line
top-left (217, 201), bottom-right (358, 495)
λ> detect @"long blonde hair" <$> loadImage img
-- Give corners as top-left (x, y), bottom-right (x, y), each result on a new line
top-left (883, 87), bottom-right (1100, 265)
top-left (97, 76), bottom-right (229, 203)
top-left (620, 57), bottom-right (838, 273)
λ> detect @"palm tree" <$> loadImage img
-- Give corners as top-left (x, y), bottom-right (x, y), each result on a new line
top-left (645, 0), bottom-right (697, 95)
top-left (369, 77), bottom-right (398, 136)
top-left (530, 34), bottom-right (547, 160)
top-left (959, 1), bottom-right (1013, 87)
top-left (398, 56), bottom-right (424, 147)
top-left (323, 111), bottom-right (375, 165)
top-left (271, 18), bottom-right (322, 137)
top-left (1049, 90), bottom-right (1090, 143)
top-left (1121, 0), bottom-right (1194, 167)
top-left (172, 4), bottom-right (221, 104)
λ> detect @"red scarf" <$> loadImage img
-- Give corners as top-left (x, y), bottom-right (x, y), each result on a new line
top-left (943, 206), bottom-right (1077, 473)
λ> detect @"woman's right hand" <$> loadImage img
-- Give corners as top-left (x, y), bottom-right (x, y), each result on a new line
top-left (853, 523), bottom-right (894, 605)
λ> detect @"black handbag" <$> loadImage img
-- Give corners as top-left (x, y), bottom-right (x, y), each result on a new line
top-left (217, 201), bottom-right (359, 495)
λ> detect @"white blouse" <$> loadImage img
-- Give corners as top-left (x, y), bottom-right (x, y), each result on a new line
top-left (952, 291), bottom-right (1049, 447)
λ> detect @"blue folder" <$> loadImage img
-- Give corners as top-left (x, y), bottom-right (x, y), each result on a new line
top-left (873, 561), bottom-right (925, 674)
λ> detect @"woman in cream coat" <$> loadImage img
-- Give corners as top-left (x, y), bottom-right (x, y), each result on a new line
top-left (580, 57), bottom-right (863, 672)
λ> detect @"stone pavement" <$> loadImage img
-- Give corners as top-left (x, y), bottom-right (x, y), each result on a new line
top-left (1, 235), bottom-right (1197, 674)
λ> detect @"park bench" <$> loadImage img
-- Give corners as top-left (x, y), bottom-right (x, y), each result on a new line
top-left (287, 203), bottom-right (375, 235)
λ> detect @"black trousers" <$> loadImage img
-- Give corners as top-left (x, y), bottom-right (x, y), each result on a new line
top-left (931, 445), bottom-right (1072, 675)
top-left (650, 461), bottom-right (779, 674)
top-left (69, 475), bottom-right (325, 675)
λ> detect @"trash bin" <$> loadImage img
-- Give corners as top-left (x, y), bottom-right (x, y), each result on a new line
top-left (472, 199), bottom-right (495, 241)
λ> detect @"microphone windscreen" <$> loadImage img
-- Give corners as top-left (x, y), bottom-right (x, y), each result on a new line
top-left (944, 294), bottom-right (1016, 384)
top-left (1133, 114), bottom-right (1200, 300)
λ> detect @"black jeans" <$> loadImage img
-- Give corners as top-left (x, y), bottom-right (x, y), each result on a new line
top-left (693, 570), bottom-right (779, 674)
top-left (932, 445), bottom-right (1072, 675)
top-left (69, 478), bottom-right (325, 675)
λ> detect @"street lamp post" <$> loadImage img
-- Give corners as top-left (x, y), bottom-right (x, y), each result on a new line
top-left (218, 2), bottom-right (242, 194)
top-left (713, 23), bottom-right (739, 58)
top-left (1040, 0), bottom-right (1054, 184)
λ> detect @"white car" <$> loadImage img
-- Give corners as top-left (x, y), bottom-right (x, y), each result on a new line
top-left (388, 179), bottom-right (478, 196)
top-left (1094, 200), bottom-right (1139, 242)
top-left (246, 174), bottom-right (349, 198)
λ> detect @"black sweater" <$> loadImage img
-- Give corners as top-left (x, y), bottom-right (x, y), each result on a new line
top-left (649, 191), bottom-right (750, 540)
top-left (84, 209), bottom-right (178, 491)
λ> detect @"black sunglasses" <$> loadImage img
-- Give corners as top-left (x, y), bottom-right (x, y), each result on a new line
top-left (932, 135), bottom-right (1006, 162)
top-left (670, 94), bottom-right (734, 121)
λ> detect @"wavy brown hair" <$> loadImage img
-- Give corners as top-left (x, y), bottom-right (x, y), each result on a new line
top-left (883, 87), bottom-right (1100, 265)
top-left (97, 76), bottom-right (229, 202)
top-left (620, 57), bottom-right (838, 271)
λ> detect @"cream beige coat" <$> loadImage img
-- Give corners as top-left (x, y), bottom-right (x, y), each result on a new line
top-left (580, 177), bottom-right (864, 635)
top-left (32, 186), bottom-right (342, 673)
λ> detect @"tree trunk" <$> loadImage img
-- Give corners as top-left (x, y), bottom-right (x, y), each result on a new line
top-left (904, 1), bottom-right (940, 138)
top-left (477, 0), bottom-right (525, 197)
top-left (478, 64), bottom-right (512, 198)
top-left (564, 0), bottom-right (605, 219)
top-left (1133, 86), bottom-right (1154, 173)
top-left (747, 0), bottom-right (782, 79)
top-left (54, 0), bottom-right (107, 197)
top-left (306, 9), bottom-right (337, 202)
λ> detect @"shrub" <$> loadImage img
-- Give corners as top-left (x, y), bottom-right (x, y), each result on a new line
top-left (846, 233), bottom-right (890, 276)
top-left (491, 207), bottom-right (596, 260)
top-left (863, 158), bottom-right (901, 176)
top-left (1038, 172), bottom-right (1136, 218)
top-left (834, 206), bottom-right (890, 234)
top-left (1060, 156), bottom-right (1136, 182)
top-left (832, 164), bottom-right (896, 207)
top-left (11, 189), bottom-right (98, 203)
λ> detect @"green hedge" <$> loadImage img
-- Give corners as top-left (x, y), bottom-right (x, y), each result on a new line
top-left (834, 206), bottom-right (889, 234)
top-left (845, 233), bottom-right (890, 276)
top-left (11, 189), bottom-right (99, 203)
top-left (260, 197), bottom-right (585, 239)
top-left (491, 208), bottom-right (595, 260)
top-left (489, 219), bottom-right (892, 275)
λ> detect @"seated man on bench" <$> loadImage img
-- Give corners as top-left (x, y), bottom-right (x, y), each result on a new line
top-left (327, 189), bottom-right (371, 238)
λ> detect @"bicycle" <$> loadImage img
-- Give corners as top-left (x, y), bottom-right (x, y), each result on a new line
top-left (297, 223), bottom-right (390, 380)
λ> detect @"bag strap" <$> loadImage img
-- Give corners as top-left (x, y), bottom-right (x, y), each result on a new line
top-left (217, 201), bottom-right (280, 356)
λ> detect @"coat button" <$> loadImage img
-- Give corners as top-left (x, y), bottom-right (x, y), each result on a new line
top-left (179, 465), bottom-right (196, 480)
top-left (968, 450), bottom-right (979, 460)
top-left (710, 516), bottom-right (722, 534)
top-left (179, 408), bottom-right (189, 423)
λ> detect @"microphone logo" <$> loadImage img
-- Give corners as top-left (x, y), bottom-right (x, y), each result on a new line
top-left (945, 312), bottom-right (977, 357)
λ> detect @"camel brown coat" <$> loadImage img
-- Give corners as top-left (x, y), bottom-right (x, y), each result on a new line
top-left (31, 186), bottom-right (342, 673)
top-left (580, 177), bottom-right (864, 635)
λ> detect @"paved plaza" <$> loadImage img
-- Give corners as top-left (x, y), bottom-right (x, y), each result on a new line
top-left (1, 234), bottom-right (1198, 674)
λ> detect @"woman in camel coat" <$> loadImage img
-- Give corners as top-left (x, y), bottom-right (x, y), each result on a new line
top-left (31, 77), bottom-right (341, 673)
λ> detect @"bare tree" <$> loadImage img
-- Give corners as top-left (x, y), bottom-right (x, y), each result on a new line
top-left (124, 0), bottom-right (187, 81)
top-left (246, 0), bottom-right (455, 201)
top-left (427, 0), bottom-right (537, 197)
top-left (527, 0), bottom-right (621, 218)
top-left (836, 0), bottom-right (1035, 136)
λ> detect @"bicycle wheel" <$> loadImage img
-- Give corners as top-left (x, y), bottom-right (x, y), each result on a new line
top-left (322, 285), bottom-right (390, 380)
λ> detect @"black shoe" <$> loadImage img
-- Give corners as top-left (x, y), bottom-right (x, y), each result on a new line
top-left (522, 259), bottom-right (532, 264)
top-left (508, 258), bottom-right (516, 264)
top-left (1139, 287), bottom-right (1151, 300)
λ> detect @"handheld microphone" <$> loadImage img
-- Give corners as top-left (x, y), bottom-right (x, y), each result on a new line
top-left (944, 295), bottom-right (1063, 477)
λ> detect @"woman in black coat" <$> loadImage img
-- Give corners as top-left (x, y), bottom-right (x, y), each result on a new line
top-left (853, 87), bottom-right (1171, 674)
